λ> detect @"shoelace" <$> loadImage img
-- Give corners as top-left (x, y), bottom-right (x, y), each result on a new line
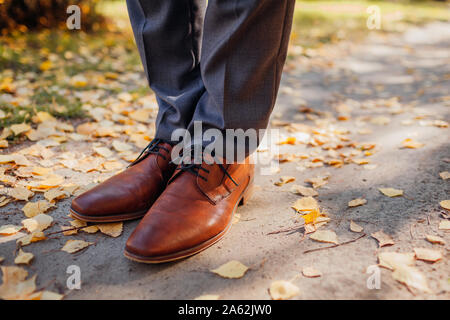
top-left (128, 138), bottom-right (169, 167)
top-left (173, 147), bottom-right (239, 186)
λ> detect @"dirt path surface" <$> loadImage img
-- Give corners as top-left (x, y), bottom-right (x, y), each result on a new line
top-left (1, 22), bottom-right (449, 300)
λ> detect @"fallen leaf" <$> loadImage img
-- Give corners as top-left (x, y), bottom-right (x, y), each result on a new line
top-left (211, 260), bottom-right (249, 279)
top-left (392, 265), bottom-right (431, 293)
top-left (0, 225), bottom-right (22, 236)
top-left (14, 249), bottom-right (34, 265)
top-left (439, 200), bottom-right (450, 210)
top-left (81, 225), bottom-right (99, 234)
top-left (22, 200), bottom-right (54, 218)
top-left (22, 214), bottom-right (53, 232)
top-left (10, 123), bottom-right (31, 136)
top-left (402, 138), bottom-right (424, 149)
top-left (0, 266), bottom-right (37, 300)
top-left (269, 281), bottom-right (300, 300)
top-left (39, 291), bottom-right (64, 300)
top-left (290, 185), bottom-right (318, 197)
top-left (371, 230), bottom-right (394, 247)
top-left (349, 220), bottom-right (364, 233)
top-left (292, 196), bottom-right (319, 212)
top-left (378, 252), bottom-right (415, 270)
top-left (414, 248), bottom-right (442, 262)
top-left (379, 188), bottom-right (403, 197)
top-left (425, 235), bottom-right (445, 245)
top-left (61, 240), bottom-right (93, 253)
top-left (112, 140), bottom-right (132, 152)
top-left (274, 176), bottom-right (295, 186)
top-left (305, 176), bottom-right (329, 189)
top-left (439, 171), bottom-right (450, 180)
top-left (97, 222), bottom-right (123, 237)
top-left (9, 187), bottom-right (34, 201)
top-left (93, 146), bottom-right (114, 158)
top-left (17, 231), bottom-right (46, 246)
top-left (302, 267), bottom-right (322, 278)
top-left (348, 198), bottom-right (367, 207)
top-left (310, 230), bottom-right (338, 244)
top-left (438, 220), bottom-right (450, 230)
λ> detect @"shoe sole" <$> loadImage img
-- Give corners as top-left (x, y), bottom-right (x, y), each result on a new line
top-left (123, 180), bottom-right (254, 264)
top-left (69, 207), bottom-right (148, 223)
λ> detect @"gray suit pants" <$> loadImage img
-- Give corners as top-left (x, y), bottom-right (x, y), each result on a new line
top-left (126, 0), bottom-right (295, 155)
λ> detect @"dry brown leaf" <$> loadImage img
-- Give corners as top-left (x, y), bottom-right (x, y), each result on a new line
top-left (98, 222), bottom-right (123, 237)
top-left (14, 249), bottom-right (34, 265)
top-left (378, 252), bottom-right (415, 270)
top-left (348, 198), bottom-right (367, 207)
top-left (81, 225), bottom-right (99, 234)
top-left (349, 220), bottom-right (364, 233)
top-left (61, 226), bottom-right (78, 236)
top-left (290, 185), bottom-right (318, 197)
top-left (22, 214), bottom-right (53, 232)
top-left (269, 281), bottom-right (300, 300)
top-left (302, 267), bottom-right (322, 278)
top-left (425, 235), bottom-right (445, 245)
top-left (378, 188), bottom-right (403, 197)
top-left (414, 248), bottom-right (442, 262)
top-left (61, 240), bottom-right (93, 253)
top-left (292, 196), bottom-right (319, 212)
top-left (392, 265), bottom-right (431, 293)
top-left (305, 176), bottom-right (329, 189)
top-left (371, 230), bottom-right (394, 247)
top-left (310, 229), bottom-right (338, 244)
top-left (211, 260), bottom-right (249, 279)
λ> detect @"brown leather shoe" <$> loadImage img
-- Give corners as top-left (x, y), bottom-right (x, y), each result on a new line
top-left (70, 140), bottom-right (175, 222)
top-left (124, 156), bottom-right (254, 263)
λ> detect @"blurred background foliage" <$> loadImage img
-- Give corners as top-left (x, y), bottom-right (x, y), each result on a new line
top-left (0, 0), bottom-right (449, 130)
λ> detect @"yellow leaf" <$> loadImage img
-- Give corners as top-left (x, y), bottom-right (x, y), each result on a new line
top-left (378, 252), bottom-right (415, 270)
top-left (194, 295), bottom-right (220, 300)
top-left (0, 225), bottom-right (22, 236)
top-left (290, 185), bottom-right (318, 197)
top-left (9, 187), bottom-right (34, 201)
top-left (349, 220), bottom-right (364, 233)
top-left (402, 138), bottom-right (424, 149)
top-left (269, 281), bottom-right (300, 300)
top-left (22, 201), bottom-right (54, 218)
top-left (11, 123), bottom-right (31, 136)
top-left (17, 231), bottom-right (46, 246)
top-left (22, 214), bottom-right (53, 232)
top-left (371, 230), bottom-right (394, 247)
top-left (414, 248), bottom-right (442, 262)
top-left (438, 220), bottom-right (450, 230)
top-left (310, 230), bottom-right (338, 244)
top-left (425, 235), bottom-right (445, 245)
top-left (439, 200), bottom-right (450, 210)
top-left (348, 198), bottom-right (367, 207)
top-left (0, 266), bottom-right (37, 300)
top-left (112, 140), bottom-right (132, 152)
top-left (97, 222), bottom-right (123, 237)
top-left (439, 171), bottom-right (450, 180)
top-left (40, 60), bottom-right (52, 71)
top-left (274, 176), bottom-right (295, 186)
top-left (61, 240), bottom-right (92, 253)
top-left (292, 196), bottom-right (318, 212)
top-left (44, 188), bottom-right (67, 203)
top-left (392, 265), bottom-right (431, 293)
top-left (14, 249), bottom-right (34, 265)
top-left (211, 260), bottom-right (249, 279)
top-left (378, 188), bottom-right (403, 197)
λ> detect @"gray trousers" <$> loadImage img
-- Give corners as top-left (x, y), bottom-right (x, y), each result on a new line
top-left (126, 0), bottom-right (295, 155)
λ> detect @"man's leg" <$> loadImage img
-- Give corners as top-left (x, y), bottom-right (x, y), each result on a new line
top-left (187, 0), bottom-right (295, 158)
top-left (125, 0), bottom-right (296, 263)
top-left (126, 0), bottom-right (207, 142)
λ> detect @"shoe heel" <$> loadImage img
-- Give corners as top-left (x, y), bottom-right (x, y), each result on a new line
top-left (238, 183), bottom-right (254, 206)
